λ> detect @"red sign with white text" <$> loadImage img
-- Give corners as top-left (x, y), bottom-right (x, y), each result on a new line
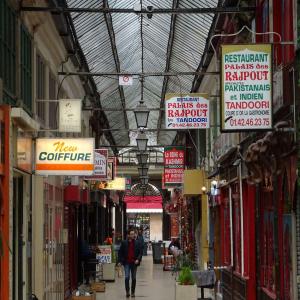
top-left (164, 147), bottom-right (184, 185)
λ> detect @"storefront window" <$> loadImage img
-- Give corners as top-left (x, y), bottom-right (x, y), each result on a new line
top-left (223, 196), bottom-right (231, 266)
top-left (232, 184), bottom-right (241, 274)
top-left (44, 182), bottom-right (64, 300)
top-left (127, 214), bottom-right (150, 242)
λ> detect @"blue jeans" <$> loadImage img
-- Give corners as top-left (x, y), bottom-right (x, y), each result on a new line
top-left (124, 263), bottom-right (137, 293)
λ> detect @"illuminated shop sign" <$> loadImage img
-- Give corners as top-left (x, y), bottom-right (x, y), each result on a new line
top-left (221, 44), bottom-right (272, 131)
top-left (165, 93), bottom-right (210, 129)
top-left (35, 138), bottom-right (94, 175)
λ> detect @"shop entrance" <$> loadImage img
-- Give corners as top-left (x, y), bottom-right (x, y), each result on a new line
top-left (13, 174), bottom-right (32, 300)
top-left (13, 176), bottom-right (24, 300)
top-left (127, 214), bottom-right (150, 242)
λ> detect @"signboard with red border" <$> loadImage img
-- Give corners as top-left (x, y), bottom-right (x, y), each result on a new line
top-left (221, 44), bottom-right (272, 131)
top-left (163, 147), bottom-right (184, 185)
top-left (94, 149), bottom-right (108, 178)
top-left (165, 93), bottom-right (210, 129)
top-left (85, 149), bottom-right (108, 180)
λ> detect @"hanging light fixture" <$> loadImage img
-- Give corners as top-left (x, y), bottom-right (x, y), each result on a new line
top-left (134, 12), bottom-right (150, 129)
top-left (136, 152), bottom-right (149, 165)
top-left (140, 176), bottom-right (149, 185)
top-left (136, 131), bottom-right (148, 151)
top-left (138, 165), bottom-right (149, 177)
top-left (134, 102), bottom-right (149, 129)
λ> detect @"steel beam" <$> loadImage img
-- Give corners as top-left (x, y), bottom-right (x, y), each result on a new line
top-left (58, 71), bottom-right (219, 76)
top-left (88, 144), bottom-right (188, 148)
top-left (191, 5), bottom-right (221, 92)
top-left (157, 0), bottom-right (180, 140)
top-left (20, 6), bottom-right (256, 14)
top-left (36, 128), bottom-right (181, 132)
top-left (103, 0), bottom-right (129, 139)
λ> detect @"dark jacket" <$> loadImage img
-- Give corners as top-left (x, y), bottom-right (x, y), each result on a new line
top-left (137, 234), bottom-right (144, 250)
top-left (118, 239), bottom-right (142, 265)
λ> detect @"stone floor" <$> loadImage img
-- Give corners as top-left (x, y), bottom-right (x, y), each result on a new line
top-left (96, 255), bottom-right (214, 300)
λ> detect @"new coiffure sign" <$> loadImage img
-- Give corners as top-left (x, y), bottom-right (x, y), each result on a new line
top-left (35, 138), bottom-right (95, 175)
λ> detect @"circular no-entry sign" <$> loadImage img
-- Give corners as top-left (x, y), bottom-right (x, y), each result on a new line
top-left (123, 76), bottom-right (129, 82)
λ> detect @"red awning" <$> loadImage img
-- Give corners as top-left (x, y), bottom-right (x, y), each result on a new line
top-left (126, 202), bottom-right (163, 213)
top-left (123, 195), bottom-right (162, 203)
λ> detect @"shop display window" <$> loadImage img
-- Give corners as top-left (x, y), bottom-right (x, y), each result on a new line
top-left (44, 182), bottom-right (64, 300)
top-left (127, 214), bottom-right (150, 242)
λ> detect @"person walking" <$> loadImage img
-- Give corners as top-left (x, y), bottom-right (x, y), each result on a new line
top-left (136, 228), bottom-right (145, 260)
top-left (118, 229), bottom-right (142, 298)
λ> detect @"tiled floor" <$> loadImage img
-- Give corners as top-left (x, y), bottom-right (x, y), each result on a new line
top-left (96, 255), bottom-right (176, 300)
top-left (95, 255), bottom-right (215, 300)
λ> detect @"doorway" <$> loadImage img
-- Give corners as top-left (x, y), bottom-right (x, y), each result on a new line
top-left (13, 176), bottom-right (24, 300)
top-left (13, 174), bottom-right (32, 300)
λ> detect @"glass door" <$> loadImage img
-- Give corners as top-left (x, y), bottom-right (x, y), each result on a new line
top-left (13, 176), bottom-right (24, 300)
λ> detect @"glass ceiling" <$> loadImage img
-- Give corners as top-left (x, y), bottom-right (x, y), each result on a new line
top-left (67, 0), bottom-right (218, 146)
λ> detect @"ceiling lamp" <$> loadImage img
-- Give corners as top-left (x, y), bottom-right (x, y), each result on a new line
top-left (140, 176), bottom-right (149, 185)
top-left (136, 152), bottom-right (149, 165)
top-left (134, 102), bottom-right (149, 129)
top-left (136, 131), bottom-right (148, 151)
top-left (138, 165), bottom-right (149, 177)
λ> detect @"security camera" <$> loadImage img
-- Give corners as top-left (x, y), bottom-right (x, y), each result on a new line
top-left (146, 5), bottom-right (153, 19)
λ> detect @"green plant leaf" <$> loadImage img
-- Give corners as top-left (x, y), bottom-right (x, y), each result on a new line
top-left (178, 267), bottom-right (195, 285)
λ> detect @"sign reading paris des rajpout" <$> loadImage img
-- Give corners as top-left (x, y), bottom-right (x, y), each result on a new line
top-left (221, 44), bottom-right (272, 131)
top-left (35, 138), bottom-right (95, 176)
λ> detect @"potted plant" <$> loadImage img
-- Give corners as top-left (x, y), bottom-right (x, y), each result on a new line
top-left (175, 267), bottom-right (197, 300)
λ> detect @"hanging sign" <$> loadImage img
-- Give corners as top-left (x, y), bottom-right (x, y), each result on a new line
top-left (59, 99), bottom-right (82, 132)
top-left (164, 147), bottom-right (185, 185)
top-left (96, 245), bottom-right (112, 264)
top-left (35, 138), bottom-right (94, 175)
top-left (103, 177), bottom-right (126, 190)
top-left (165, 93), bottom-right (210, 129)
top-left (119, 75), bottom-right (133, 86)
top-left (221, 44), bottom-right (272, 131)
top-left (17, 137), bottom-right (32, 173)
top-left (125, 176), bottom-right (132, 190)
top-left (94, 149), bottom-right (108, 177)
top-left (85, 149), bottom-right (108, 180)
top-left (107, 156), bottom-right (117, 180)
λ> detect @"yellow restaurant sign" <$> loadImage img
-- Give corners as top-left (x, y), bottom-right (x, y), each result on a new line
top-left (35, 138), bottom-right (94, 175)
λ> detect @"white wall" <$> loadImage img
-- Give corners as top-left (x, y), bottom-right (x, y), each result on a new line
top-left (150, 214), bottom-right (162, 242)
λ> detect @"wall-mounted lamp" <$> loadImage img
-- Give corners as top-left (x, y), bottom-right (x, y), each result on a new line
top-left (211, 180), bottom-right (218, 188)
top-left (211, 179), bottom-right (220, 196)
